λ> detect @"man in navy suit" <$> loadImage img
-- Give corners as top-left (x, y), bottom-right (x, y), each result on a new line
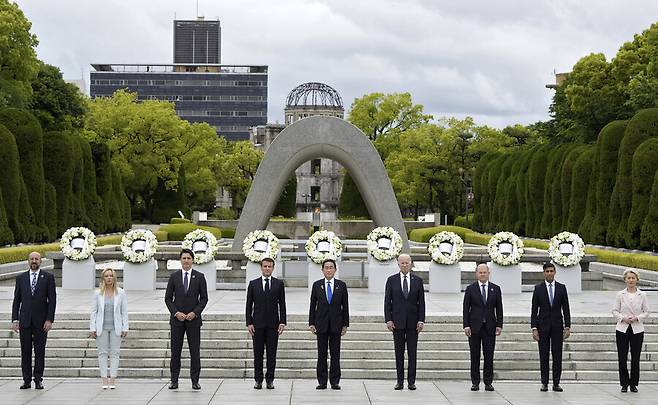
top-left (463, 262), bottom-right (503, 392)
top-left (164, 249), bottom-right (208, 390)
top-left (531, 262), bottom-right (571, 392)
top-left (11, 251), bottom-right (56, 390)
top-left (309, 258), bottom-right (349, 390)
top-left (246, 257), bottom-right (287, 389)
top-left (384, 253), bottom-right (425, 390)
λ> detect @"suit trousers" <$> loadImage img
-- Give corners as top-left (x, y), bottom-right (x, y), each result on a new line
top-left (97, 329), bottom-right (122, 378)
top-left (538, 327), bottom-right (563, 385)
top-left (393, 328), bottom-right (418, 384)
top-left (19, 324), bottom-right (48, 383)
top-left (170, 322), bottom-right (201, 383)
top-left (616, 326), bottom-right (644, 387)
top-left (468, 324), bottom-right (496, 385)
top-left (253, 327), bottom-right (279, 383)
top-left (316, 332), bottom-right (341, 385)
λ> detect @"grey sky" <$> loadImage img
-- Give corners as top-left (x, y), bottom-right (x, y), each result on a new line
top-left (14, 0), bottom-right (658, 128)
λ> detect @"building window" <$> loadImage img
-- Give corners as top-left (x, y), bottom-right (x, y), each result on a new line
top-left (311, 159), bottom-right (321, 176)
top-left (311, 186), bottom-right (321, 202)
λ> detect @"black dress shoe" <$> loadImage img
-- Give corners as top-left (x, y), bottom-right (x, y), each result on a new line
top-left (630, 386), bottom-right (638, 393)
top-left (34, 381), bottom-right (44, 390)
top-left (408, 383), bottom-right (416, 390)
top-left (552, 385), bottom-right (563, 392)
top-left (485, 384), bottom-right (494, 391)
top-left (394, 383), bottom-right (403, 390)
top-left (254, 382), bottom-right (263, 389)
top-left (266, 381), bottom-right (274, 389)
top-left (168, 381), bottom-right (178, 389)
top-left (316, 384), bottom-right (327, 390)
top-left (331, 384), bottom-right (341, 390)
top-left (470, 384), bottom-right (479, 391)
top-left (540, 384), bottom-right (548, 392)
top-left (621, 386), bottom-right (628, 393)
top-left (19, 382), bottom-right (30, 390)
top-left (192, 382), bottom-right (201, 390)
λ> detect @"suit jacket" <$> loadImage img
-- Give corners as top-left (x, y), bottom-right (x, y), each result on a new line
top-left (613, 288), bottom-right (650, 333)
top-left (309, 278), bottom-right (349, 334)
top-left (531, 281), bottom-right (570, 331)
top-left (164, 269), bottom-right (208, 327)
top-left (384, 272), bottom-right (426, 330)
top-left (12, 270), bottom-right (56, 328)
top-left (89, 288), bottom-right (129, 336)
top-left (463, 281), bottom-right (503, 334)
top-left (246, 276), bottom-right (287, 329)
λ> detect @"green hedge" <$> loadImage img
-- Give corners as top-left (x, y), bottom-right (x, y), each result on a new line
top-left (626, 138), bottom-right (658, 248)
top-left (0, 123), bottom-right (25, 241)
top-left (641, 172), bottom-right (658, 250)
top-left (170, 218), bottom-right (191, 224)
top-left (566, 147), bottom-right (595, 232)
top-left (43, 131), bottom-right (74, 235)
top-left (453, 214), bottom-right (473, 228)
top-left (0, 191), bottom-right (14, 245)
top-left (219, 228), bottom-right (235, 238)
top-left (409, 225), bottom-right (490, 245)
top-left (0, 235), bottom-right (124, 265)
top-left (158, 223), bottom-right (221, 241)
top-left (272, 175), bottom-right (297, 218)
top-left (338, 172), bottom-right (370, 218)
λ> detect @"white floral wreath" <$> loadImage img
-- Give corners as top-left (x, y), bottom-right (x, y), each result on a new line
top-left (548, 231), bottom-right (585, 267)
top-left (182, 229), bottom-right (219, 264)
top-left (305, 230), bottom-right (343, 264)
top-left (367, 226), bottom-right (403, 262)
top-left (487, 231), bottom-right (524, 266)
top-left (428, 231), bottom-right (464, 265)
top-left (60, 227), bottom-right (97, 261)
top-left (242, 230), bottom-right (280, 263)
top-left (121, 229), bottom-right (158, 264)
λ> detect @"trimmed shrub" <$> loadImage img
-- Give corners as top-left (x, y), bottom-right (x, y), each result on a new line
top-left (626, 138), bottom-right (658, 247)
top-left (472, 153), bottom-right (498, 231)
top-left (170, 218), bottom-right (191, 224)
top-left (17, 177), bottom-right (38, 242)
top-left (76, 136), bottom-right (105, 232)
top-left (150, 166), bottom-right (190, 224)
top-left (0, 124), bottom-right (25, 241)
top-left (90, 142), bottom-right (112, 232)
top-left (578, 147), bottom-right (599, 241)
top-left (69, 132), bottom-right (91, 228)
top-left (492, 156), bottom-right (515, 230)
top-left (560, 145), bottom-right (587, 230)
top-left (0, 190), bottom-right (14, 245)
top-left (43, 131), bottom-right (74, 235)
top-left (219, 228), bottom-right (235, 238)
top-left (514, 148), bottom-right (536, 235)
top-left (527, 146), bottom-right (549, 236)
top-left (338, 172), bottom-right (370, 218)
top-left (640, 171), bottom-right (658, 250)
top-left (540, 146), bottom-right (568, 238)
top-left (43, 182), bottom-right (57, 240)
top-left (211, 207), bottom-right (237, 220)
top-left (272, 175), bottom-right (297, 218)
top-left (484, 155), bottom-right (506, 232)
top-left (549, 145), bottom-right (575, 235)
top-left (566, 147), bottom-right (595, 232)
top-left (0, 234), bottom-right (121, 264)
top-left (453, 214), bottom-right (473, 228)
top-left (158, 223), bottom-right (221, 241)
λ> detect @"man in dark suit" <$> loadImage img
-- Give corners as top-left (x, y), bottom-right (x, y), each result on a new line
top-left (309, 258), bottom-right (349, 390)
top-left (11, 252), bottom-right (56, 390)
top-left (384, 253), bottom-right (425, 390)
top-left (463, 262), bottom-right (503, 392)
top-left (164, 248), bottom-right (208, 390)
top-left (531, 262), bottom-right (571, 392)
top-left (246, 257), bottom-right (287, 389)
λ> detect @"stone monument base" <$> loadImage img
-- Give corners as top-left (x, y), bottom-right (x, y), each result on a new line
top-left (488, 262), bottom-right (521, 294)
top-left (195, 261), bottom-right (217, 291)
top-left (123, 259), bottom-right (157, 291)
top-left (62, 257), bottom-right (96, 290)
top-left (555, 263), bottom-right (582, 293)
top-left (368, 259), bottom-right (398, 294)
top-left (429, 262), bottom-right (461, 293)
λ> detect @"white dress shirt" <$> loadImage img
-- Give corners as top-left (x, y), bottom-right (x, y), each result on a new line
top-left (399, 272), bottom-right (410, 291)
top-left (613, 288), bottom-right (650, 333)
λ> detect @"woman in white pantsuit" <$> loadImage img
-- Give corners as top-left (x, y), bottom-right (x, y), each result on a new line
top-left (90, 268), bottom-right (129, 389)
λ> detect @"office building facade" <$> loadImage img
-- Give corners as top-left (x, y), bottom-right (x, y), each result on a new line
top-left (173, 19), bottom-right (221, 64)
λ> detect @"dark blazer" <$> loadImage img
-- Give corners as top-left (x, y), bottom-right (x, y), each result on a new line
top-left (463, 281), bottom-right (503, 334)
top-left (246, 276), bottom-right (287, 329)
top-left (531, 281), bottom-right (571, 331)
top-left (164, 269), bottom-right (208, 327)
top-left (384, 273), bottom-right (426, 330)
top-left (12, 270), bottom-right (56, 328)
top-left (309, 278), bottom-right (349, 334)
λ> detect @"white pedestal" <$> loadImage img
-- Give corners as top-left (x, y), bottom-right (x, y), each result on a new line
top-left (195, 261), bottom-right (217, 291)
top-left (368, 259), bottom-right (399, 294)
top-left (246, 260), bottom-right (280, 287)
top-left (122, 259), bottom-right (157, 291)
top-left (488, 262), bottom-right (521, 295)
top-left (62, 257), bottom-right (96, 290)
top-left (555, 263), bottom-right (582, 293)
top-left (429, 262), bottom-right (461, 293)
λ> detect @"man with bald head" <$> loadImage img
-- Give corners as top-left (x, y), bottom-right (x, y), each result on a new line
top-left (11, 252), bottom-right (57, 390)
top-left (384, 253), bottom-right (426, 390)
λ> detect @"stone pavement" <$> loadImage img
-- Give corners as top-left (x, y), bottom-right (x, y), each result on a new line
top-left (0, 378), bottom-right (655, 404)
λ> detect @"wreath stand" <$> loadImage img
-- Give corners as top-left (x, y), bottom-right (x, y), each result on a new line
top-left (367, 258), bottom-right (398, 293)
top-left (429, 262), bottom-right (461, 293)
top-left (123, 259), bottom-right (157, 291)
top-left (554, 263), bottom-right (582, 293)
top-left (488, 262), bottom-right (522, 294)
top-left (195, 261), bottom-right (217, 291)
top-left (62, 257), bottom-right (96, 290)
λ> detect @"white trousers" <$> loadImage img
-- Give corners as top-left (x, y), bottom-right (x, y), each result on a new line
top-left (97, 329), bottom-right (122, 378)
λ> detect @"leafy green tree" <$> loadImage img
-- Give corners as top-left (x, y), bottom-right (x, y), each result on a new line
top-left (640, 171), bottom-right (658, 250)
top-left (337, 172), bottom-right (369, 218)
top-left (567, 147), bottom-right (596, 232)
top-left (627, 138), bottom-right (658, 247)
top-left (272, 175), bottom-right (297, 218)
top-left (29, 63), bottom-right (87, 131)
top-left (0, 123), bottom-right (25, 240)
top-left (0, 190), bottom-right (13, 245)
top-left (43, 131), bottom-right (74, 234)
top-left (215, 140), bottom-right (263, 212)
top-left (151, 165), bottom-right (190, 223)
top-left (560, 145), bottom-right (588, 230)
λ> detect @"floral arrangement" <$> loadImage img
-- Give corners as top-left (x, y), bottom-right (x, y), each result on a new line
top-left (548, 231), bottom-right (585, 267)
top-left (121, 229), bottom-right (158, 264)
top-left (428, 231), bottom-right (464, 265)
top-left (242, 230), bottom-right (280, 263)
top-left (305, 230), bottom-right (343, 264)
top-left (367, 226), bottom-right (403, 262)
top-left (487, 231), bottom-right (524, 266)
top-left (182, 229), bottom-right (219, 264)
top-left (60, 227), bottom-right (97, 261)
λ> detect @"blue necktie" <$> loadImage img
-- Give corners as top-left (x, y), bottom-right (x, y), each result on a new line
top-left (183, 271), bottom-right (189, 293)
top-left (31, 273), bottom-right (37, 295)
top-left (548, 283), bottom-right (554, 306)
top-left (326, 281), bottom-right (332, 304)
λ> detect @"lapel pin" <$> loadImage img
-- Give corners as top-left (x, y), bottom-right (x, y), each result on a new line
top-left (192, 275), bottom-right (196, 279)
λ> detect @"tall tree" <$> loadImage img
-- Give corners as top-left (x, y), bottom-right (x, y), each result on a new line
top-left (29, 63), bottom-right (87, 131)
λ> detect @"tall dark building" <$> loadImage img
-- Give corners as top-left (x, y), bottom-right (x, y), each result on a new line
top-left (174, 19), bottom-right (221, 64)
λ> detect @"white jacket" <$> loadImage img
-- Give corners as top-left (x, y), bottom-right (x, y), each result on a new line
top-left (90, 288), bottom-right (129, 336)
top-left (612, 288), bottom-right (650, 334)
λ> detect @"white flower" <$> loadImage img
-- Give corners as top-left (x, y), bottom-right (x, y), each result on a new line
top-left (121, 229), bottom-right (158, 263)
top-left (548, 231), bottom-right (585, 267)
top-left (181, 229), bottom-right (219, 264)
top-left (367, 227), bottom-right (403, 262)
top-left (305, 230), bottom-right (343, 264)
top-left (242, 230), bottom-right (280, 263)
top-left (428, 231), bottom-right (464, 265)
top-left (60, 227), bottom-right (97, 261)
top-left (487, 231), bottom-right (524, 266)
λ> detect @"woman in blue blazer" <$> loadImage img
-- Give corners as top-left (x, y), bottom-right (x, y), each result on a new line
top-left (89, 269), bottom-right (129, 389)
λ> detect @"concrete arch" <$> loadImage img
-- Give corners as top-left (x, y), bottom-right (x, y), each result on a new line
top-left (232, 116), bottom-right (409, 251)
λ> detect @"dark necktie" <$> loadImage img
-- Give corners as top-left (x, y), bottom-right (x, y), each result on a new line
top-left (548, 283), bottom-right (554, 306)
top-left (183, 271), bottom-right (189, 293)
top-left (265, 278), bottom-right (270, 292)
top-left (326, 281), bottom-right (333, 304)
top-left (403, 275), bottom-right (409, 299)
top-left (31, 272), bottom-right (37, 295)
top-left (481, 283), bottom-right (487, 304)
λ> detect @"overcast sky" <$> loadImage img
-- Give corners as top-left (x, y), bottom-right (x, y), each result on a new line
top-left (14, 0), bottom-right (658, 128)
